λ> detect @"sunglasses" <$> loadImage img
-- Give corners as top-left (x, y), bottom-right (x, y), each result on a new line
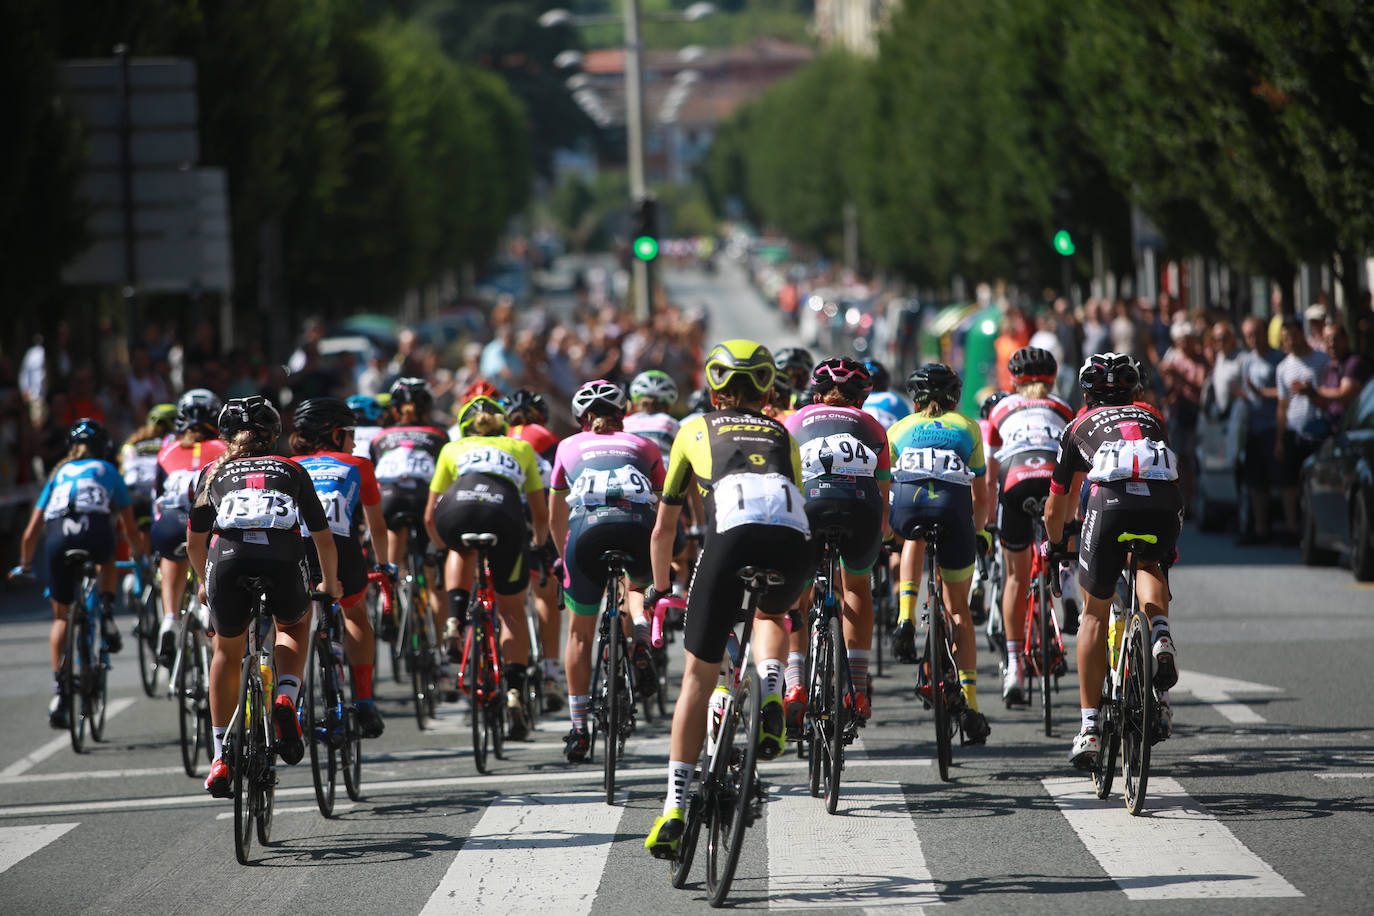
top-left (707, 362), bottom-right (774, 391)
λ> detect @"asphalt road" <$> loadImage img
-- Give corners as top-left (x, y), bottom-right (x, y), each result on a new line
top-left (1, 266), bottom-right (1371, 913)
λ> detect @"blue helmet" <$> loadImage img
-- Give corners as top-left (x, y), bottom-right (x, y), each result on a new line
top-left (347, 394), bottom-right (384, 425)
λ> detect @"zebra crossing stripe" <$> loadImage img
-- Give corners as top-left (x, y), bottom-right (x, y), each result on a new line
top-left (420, 791), bottom-right (624, 915)
top-left (1042, 776), bottom-right (1302, 900)
top-left (0, 823), bottom-right (79, 876)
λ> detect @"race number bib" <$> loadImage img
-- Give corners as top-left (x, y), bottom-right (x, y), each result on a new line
top-left (1087, 439), bottom-right (1179, 483)
top-left (454, 447), bottom-right (526, 488)
top-left (799, 433), bottom-right (878, 479)
top-left (156, 468), bottom-right (198, 514)
top-left (534, 455), bottom-right (552, 490)
top-left (215, 489), bottom-right (299, 531)
top-left (892, 447), bottom-right (974, 485)
top-left (569, 465), bottom-right (656, 508)
top-left (304, 490), bottom-right (352, 537)
top-left (123, 455), bottom-right (159, 490)
top-left (713, 473), bottom-right (809, 534)
top-left (994, 423), bottom-right (1061, 462)
top-left (375, 446), bottom-right (436, 483)
top-left (44, 478), bottom-right (112, 520)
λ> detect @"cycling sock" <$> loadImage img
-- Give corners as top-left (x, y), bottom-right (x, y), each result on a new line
top-left (848, 649), bottom-right (871, 696)
top-left (634, 622), bottom-right (651, 646)
top-left (212, 726), bottom-right (227, 761)
top-left (1006, 641), bottom-right (1023, 677)
top-left (1150, 615), bottom-right (1170, 642)
top-left (569, 694), bottom-right (589, 731)
top-left (757, 659), bottom-right (784, 697)
top-left (354, 664), bottom-right (374, 700)
top-left (785, 652), bottom-right (805, 693)
top-left (1081, 707), bottom-right (1098, 731)
top-left (162, 612), bottom-right (176, 625)
top-left (447, 588), bottom-right (470, 625)
top-left (276, 675), bottom-right (301, 705)
top-left (666, 760), bottom-right (693, 815)
top-left (959, 669), bottom-right (978, 713)
top-left (898, 580), bottom-right (919, 624)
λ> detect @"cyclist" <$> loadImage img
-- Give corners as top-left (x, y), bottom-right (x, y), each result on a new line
top-left (644, 340), bottom-right (810, 858)
top-left (504, 388), bottom-right (565, 710)
top-left (119, 403), bottom-right (176, 558)
top-left (449, 378), bottom-right (502, 439)
top-left (624, 370), bottom-right (680, 465)
top-left (765, 375), bottom-right (797, 421)
top-left (152, 389), bottom-right (226, 666)
top-left (861, 359), bottom-right (911, 431)
top-left (11, 419), bottom-right (141, 728)
top-left (426, 396), bottom-right (549, 740)
top-left (348, 394), bottom-right (387, 461)
top-left (1045, 353), bottom-right (1182, 770)
top-left (774, 346), bottom-right (814, 402)
top-left (970, 391), bottom-right (1009, 625)
top-left (187, 396), bottom-right (342, 797)
top-left (888, 364), bottom-right (992, 744)
top-left (783, 357), bottom-right (891, 725)
top-left (681, 387), bottom-right (712, 426)
top-left (985, 347), bottom-right (1075, 705)
top-left (290, 397), bottom-right (391, 739)
top-left (549, 380), bottom-right (665, 762)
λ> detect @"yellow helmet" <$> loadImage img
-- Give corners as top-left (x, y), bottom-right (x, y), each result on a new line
top-left (454, 395), bottom-right (508, 437)
top-left (703, 339), bottom-right (775, 393)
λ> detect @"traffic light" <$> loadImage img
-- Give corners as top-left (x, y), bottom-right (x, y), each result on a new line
top-left (1053, 229), bottom-right (1075, 256)
top-left (632, 196), bottom-right (658, 262)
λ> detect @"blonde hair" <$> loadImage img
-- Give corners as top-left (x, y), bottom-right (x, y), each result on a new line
top-left (49, 443), bottom-right (95, 478)
top-left (196, 430), bottom-right (274, 509)
top-left (820, 388), bottom-right (855, 407)
top-left (468, 411), bottom-right (506, 436)
top-left (590, 414), bottom-right (623, 434)
top-left (712, 376), bottom-right (767, 411)
top-left (124, 421), bottom-right (167, 450)
top-left (1016, 381), bottom-right (1050, 399)
top-left (396, 403), bottom-right (421, 426)
top-left (920, 401), bottom-right (946, 417)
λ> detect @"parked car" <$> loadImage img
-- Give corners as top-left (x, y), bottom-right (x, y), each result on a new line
top-left (1194, 394), bottom-right (1246, 532)
top-left (1299, 381), bottom-right (1374, 580)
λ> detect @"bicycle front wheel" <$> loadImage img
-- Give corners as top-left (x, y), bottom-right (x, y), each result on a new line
top-left (341, 654), bottom-right (362, 802)
top-left (410, 596), bottom-right (434, 729)
top-left (135, 583), bottom-right (160, 698)
top-left (177, 624), bottom-right (205, 777)
top-left (928, 601), bottom-right (953, 782)
top-left (391, 583), bottom-right (409, 684)
top-left (705, 670), bottom-right (761, 908)
top-left (1093, 698), bottom-right (1120, 799)
top-left (1121, 608), bottom-right (1154, 815)
top-left (66, 605), bottom-right (88, 754)
top-left (306, 641), bottom-right (338, 817)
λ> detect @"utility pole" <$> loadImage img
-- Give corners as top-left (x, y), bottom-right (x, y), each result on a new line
top-left (624, 0), bottom-right (652, 321)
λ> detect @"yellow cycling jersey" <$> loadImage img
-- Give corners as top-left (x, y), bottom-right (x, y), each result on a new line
top-left (430, 435), bottom-right (544, 497)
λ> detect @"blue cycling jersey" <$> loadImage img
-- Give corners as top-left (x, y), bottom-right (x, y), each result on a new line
top-left (862, 391), bottom-right (911, 430)
top-left (37, 459), bottom-right (131, 521)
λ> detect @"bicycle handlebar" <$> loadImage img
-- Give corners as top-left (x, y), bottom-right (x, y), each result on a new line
top-left (366, 567), bottom-right (394, 616)
top-left (650, 595), bottom-right (684, 648)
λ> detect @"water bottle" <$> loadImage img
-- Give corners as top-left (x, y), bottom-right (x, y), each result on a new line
top-left (260, 663), bottom-right (274, 700)
top-left (706, 685), bottom-right (730, 760)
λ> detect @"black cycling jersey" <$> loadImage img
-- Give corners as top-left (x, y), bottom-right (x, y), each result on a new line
top-left (189, 455), bottom-right (328, 549)
top-left (1051, 403), bottom-right (1175, 494)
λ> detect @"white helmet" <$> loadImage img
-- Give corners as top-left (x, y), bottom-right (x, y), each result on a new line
top-left (571, 379), bottom-right (628, 421)
top-left (630, 369), bottom-right (679, 405)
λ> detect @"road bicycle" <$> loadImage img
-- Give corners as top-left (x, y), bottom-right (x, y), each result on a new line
top-left (224, 575), bottom-right (279, 865)
top-left (804, 526), bottom-right (858, 814)
top-left (61, 550), bottom-right (114, 754)
top-left (871, 546), bottom-right (894, 679)
top-left (1090, 532), bottom-right (1160, 816)
top-left (1021, 497), bottom-right (1072, 736)
top-left (303, 596), bottom-right (363, 816)
top-left (587, 549), bottom-right (640, 805)
top-left (668, 566), bottom-right (781, 908)
top-left (169, 589), bottom-right (213, 777)
top-left (977, 526), bottom-right (1007, 665)
top-left (457, 532), bottom-right (506, 774)
top-left (119, 556), bottom-right (162, 698)
top-left (394, 515), bottom-right (441, 727)
top-left (906, 523), bottom-right (965, 783)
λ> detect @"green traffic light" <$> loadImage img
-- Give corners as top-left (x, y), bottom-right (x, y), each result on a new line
top-left (633, 236), bottom-right (659, 261)
top-left (1053, 229), bottom-right (1075, 256)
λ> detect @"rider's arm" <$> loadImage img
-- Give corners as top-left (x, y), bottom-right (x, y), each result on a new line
top-left (549, 490), bottom-right (570, 554)
top-left (972, 471), bottom-right (990, 533)
top-left (187, 528), bottom-right (209, 582)
top-left (423, 489), bottom-right (444, 550)
top-left (650, 501), bottom-right (683, 593)
top-left (16, 506), bottom-right (42, 570)
top-left (310, 527), bottom-right (342, 598)
top-left (1045, 471), bottom-right (1082, 545)
top-left (528, 486), bottom-right (550, 546)
top-left (362, 499), bottom-right (389, 565)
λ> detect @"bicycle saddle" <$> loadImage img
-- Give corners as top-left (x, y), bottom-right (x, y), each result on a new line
top-left (63, 548), bottom-right (92, 567)
top-left (461, 532), bottom-right (499, 549)
top-left (1021, 495), bottom-right (1048, 515)
top-left (600, 549), bottom-right (631, 569)
top-left (903, 523), bottom-right (944, 541)
top-left (737, 566), bottom-right (785, 588)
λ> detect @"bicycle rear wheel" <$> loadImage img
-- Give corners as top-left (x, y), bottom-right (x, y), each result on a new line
top-left (1121, 608), bottom-right (1154, 815)
top-left (604, 616), bottom-right (622, 805)
top-left (134, 582), bottom-right (160, 698)
top-left (232, 656), bottom-right (253, 864)
top-left (254, 665), bottom-right (276, 846)
top-left (1093, 697), bottom-right (1120, 799)
top-left (390, 584), bottom-right (409, 684)
top-left (806, 621), bottom-right (830, 799)
top-left (1039, 579), bottom-right (1053, 736)
top-left (928, 599), bottom-right (953, 782)
top-left (410, 598), bottom-right (434, 729)
top-left (177, 624), bottom-right (205, 777)
top-left (306, 641), bottom-right (338, 816)
top-left (470, 620), bottom-right (489, 774)
top-left (824, 614), bottom-right (847, 814)
top-left (89, 610), bottom-right (110, 742)
top-left (670, 789), bottom-right (704, 888)
top-left (66, 605), bottom-right (88, 754)
top-left (705, 671), bottom-right (761, 908)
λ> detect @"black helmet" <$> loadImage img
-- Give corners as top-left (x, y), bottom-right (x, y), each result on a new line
top-left (861, 358), bottom-right (890, 392)
top-left (292, 397), bottom-right (354, 440)
top-left (906, 363), bottom-right (962, 407)
top-left (218, 396), bottom-right (282, 440)
top-left (503, 389), bottom-right (548, 424)
top-left (1008, 346), bottom-right (1058, 383)
top-left (68, 417), bottom-right (110, 456)
top-left (1078, 352), bottom-right (1139, 406)
top-left (812, 356), bottom-right (873, 401)
top-left (773, 346), bottom-right (814, 384)
top-left (388, 376), bottom-right (433, 414)
top-left (771, 374), bottom-right (794, 407)
top-left (175, 388), bottom-right (223, 434)
top-left (686, 387), bottom-right (711, 415)
top-left (979, 391), bottom-right (1010, 420)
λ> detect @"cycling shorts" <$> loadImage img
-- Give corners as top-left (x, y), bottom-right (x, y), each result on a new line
top-left (888, 479), bottom-right (976, 582)
top-left (803, 489), bottom-right (883, 576)
top-left (304, 533), bottom-right (368, 608)
top-left (130, 491), bottom-right (154, 531)
top-left (432, 474), bottom-right (528, 596)
top-left (151, 509), bottom-right (189, 561)
top-left (1078, 480), bottom-right (1182, 601)
top-left (43, 516), bottom-right (116, 605)
top-left (379, 484), bottom-right (429, 532)
top-left (561, 507), bottom-right (654, 616)
top-left (997, 475), bottom-right (1052, 553)
top-left (204, 536), bottom-right (309, 638)
top-left (684, 523), bottom-right (809, 665)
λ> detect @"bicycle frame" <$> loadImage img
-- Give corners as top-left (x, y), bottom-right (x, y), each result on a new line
top-left (458, 545), bottom-right (503, 708)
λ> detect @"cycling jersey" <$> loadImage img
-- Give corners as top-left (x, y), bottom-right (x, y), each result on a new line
top-left (431, 435), bottom-right (544, 498)
top-left (887, 410), bottom-right (986, 487)
top-left (623, 412), bottom-right (679, 464)
top-left (294, 450), bottom-right (381, 539)
top-left (353, 425), bottom-right (384, 460)
top-left (37, 459), bottom-right (130, 521)
top-left (862, 390), bottom-right (911, 430)
top-left (1051, 403), bottom-right (1180, 494)
top-left (987, 394), bottom-right (1073, 484)
top-left (155, 439), bottom-right (227, 519)
top-left (370, 426), bottom-right (448, 490)
top-left (510, 423), bottom-right (559, 489)
top-left (189, 455), bottom-right (328, 548)
top-left (120, 439), bottom-right (162, 496)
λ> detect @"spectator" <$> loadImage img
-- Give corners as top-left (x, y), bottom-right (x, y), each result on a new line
top-left (1110, 299), bottom-right (1145, 363)
top-left (479, 323), bottom-right (523, 389)
top-left (1158, 323), bottom-right (1208, 514)
top-left (1206, 320), bottom-right (1245, 415)
top-left (994, 309), bottom-right (1032, 391)
top-left (1145, 293), bottom-right (1174, 364)
top-left (58, 368), bottom-right (105, 428)
top-left (1305, 304), bottom-right (1328, 353)
top-left (20, 334), bottom-right (46, 409)
top-left (126, 345), bottom-right (171, 412)
top-left (1304, 322), bottom-right (1372, 430)
top-left (1081, 299), bottom-right (1111, 366)
top-left (1275, 318), bottom-right (1331, 542)
top-left (1239, 316), bottom-right (1283, 543)
top-left (356, 351), bottom-right (389, 398)
top-left (98, 372), bottom-right (137, 443)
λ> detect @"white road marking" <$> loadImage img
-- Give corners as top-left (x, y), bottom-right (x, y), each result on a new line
top-left (0, 697), bottom-right (137, 777)
top-left (1043, 776), bottom-right (1302, 899)
top-left (1314, 772), bottom-right (1374, 779)
top-left (0, 823), bottom-right (79, 875)
top-left (215, 803), bottom-right (353, 819)
top-left (767, 780), bottom-right (939, 910)
top-left (420, 791), bottom-right (623, 915)
top-left (1173, 671), bottom-right (1282, 725)
top-left (0, 765), bottom-right (183, 785)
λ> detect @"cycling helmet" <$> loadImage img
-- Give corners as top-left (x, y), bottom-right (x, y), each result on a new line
top-left (773, 346), bottom-right (814, 379)
top-left (461, 377), bottom-right (501, 402)
top-left (503, 389), bottom-right (549, 424)
top-left (175, 388), bottom-right (223, 434)
top-left (630, 370), bottom-right (679, 406)
top-left (346, 394), bottom-right (384, 425)
top-left (979, 391), bottom-right (1010, 420)
top-left (571, 379), bottom-right (628, 421)
top-left (1008, 346), bottom-right (1059, 384)
top-left (770, 374), bottom-right (794, 408)
top-left (389, 377), bottom-right (433, 413)
top-left (812, 357), bottom-right (873, 401)
top-left (292, 397), bottom-right (354, 440)
top-left (861, 358), bottom-right (890, 392)
top-left (1131, 357), bottom-right (1150, 393)
top-left (794, 381), bottom-right (819, 409)
top-left (685, 387), bottom-right (711, 415)
top-left (68, 417), bottom-right (110, 456)
top-left (218, 396), bottom-right (282, 440)
top-left (374, 392), bottom-right (392, 410)
top-left (906, 363), bottom-right (963, 407)
top-left (454, 395), bottom-right (508, 436)
top-left (1078, 352), bottom-right (1139, 406)
top-left (146, 403), bottom-right (177, 429)
top-left (704, 339), bottom-right (775, 393)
